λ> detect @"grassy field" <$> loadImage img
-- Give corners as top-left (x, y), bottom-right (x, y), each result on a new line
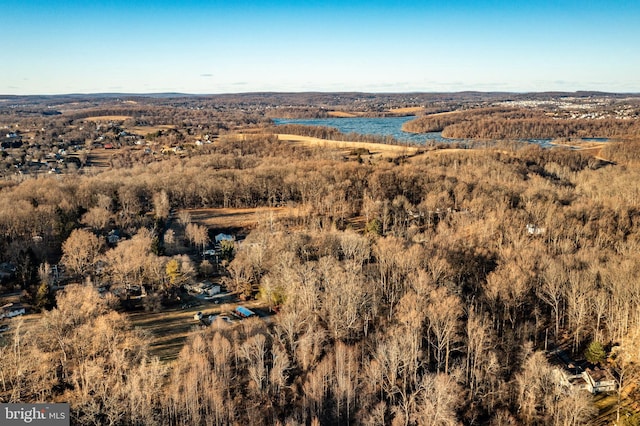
top-left (128, 296), bottom-right (272, 362)
top-left (84, 116), bottom-right (175, 136)
top-left (84, 115), bottom-right (133, 122)
top-left (186, 207), bottom-right (286, 230)
top-left (128, 303), bottom-right (218, 362)
top-left (276, 133), bottom-right (420, 159)
top-left (388, 106), bottom-right (425, 114)
top-left (327, 111), bottom-right (361, 118)
top-left (126, 124), bottom-right (176, 136)
top-left (550, 139), bottom-right (609, 160)
top-left (86, 148), bottom-right (117, 168)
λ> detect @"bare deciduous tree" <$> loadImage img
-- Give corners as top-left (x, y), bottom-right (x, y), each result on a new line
top-left (185, 222), bottom-right (209, 254)
top-left (426, 286), bottom-right (461, 374)
top-left (240, 333), bottom-right (268, 392)
top-left (177, 210), bottom-right (192, 227)
top-left (61, 228), bottom-right (103, 278)
top-left (152, 190), bottom-right (170, 219)
top-left (565, 270), bottom-right (594, 354)
top-left (413, 373), bottom-right (461, 426)
top-left (340, 229), bottom-right (370, 271)
top-left (80, 206), bottom-right (112, 232)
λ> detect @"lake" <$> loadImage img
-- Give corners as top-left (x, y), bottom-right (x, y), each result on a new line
top-left (273, 117), bottom-right (612, 148)
top-left (272, 117), bottom-right (458, 145)
top-left (272, 117), bottom-right (556, 147)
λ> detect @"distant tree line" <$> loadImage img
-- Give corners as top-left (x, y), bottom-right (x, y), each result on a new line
top-left (404, 107), bottom-right (640, 139)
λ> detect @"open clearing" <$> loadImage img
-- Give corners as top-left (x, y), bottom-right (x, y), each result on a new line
top-left (276, 133), bottom-right (420, 158)
top-left (388, 106), bottom-right (425, 114)
top-left (84, 115), bottom-right (133, 122)
top-left (550, 140), bottom-right (610, 161)
top-left (126, 124), bottom-right (176, 136)
top-left (129, 307), bottom-right (203, 361)
top-left (185, 207), bottom-right (286, 230)
top-left (129, 206), bottom-right (286, 362)
top-left (408, 147), bottom-right (481, 162)
top-left (550, 140), bottom-right (606, 150)
top-left (82, 115), bottom-right (176, 134)
top-left (128, 298), bottom-right (270, 362)
top-left (327, 111), bottom-right (361, 118)
top-left (86, 148), bottom-right (116, 168)
top-left (125, 207), bottom-right (283, 361)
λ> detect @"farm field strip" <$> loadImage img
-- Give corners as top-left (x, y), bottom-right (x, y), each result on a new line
top-left (275, 133), bottom-right (420, 157)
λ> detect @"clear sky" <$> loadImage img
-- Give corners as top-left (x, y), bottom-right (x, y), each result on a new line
top-left (2, 0), bottom-right (639, 95)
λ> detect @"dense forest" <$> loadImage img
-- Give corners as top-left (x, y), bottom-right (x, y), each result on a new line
top-left (2, 93), bottom-right (640, 425)
top-left (2, 130), bottom-right (640, 424)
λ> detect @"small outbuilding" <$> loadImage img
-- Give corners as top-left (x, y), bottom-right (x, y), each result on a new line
top-left (215, 233), bottom-right (234, 243)
top-left (0, 303), bottom-right (27, 320)
top-left (235, 306), bottom-right (255, 318)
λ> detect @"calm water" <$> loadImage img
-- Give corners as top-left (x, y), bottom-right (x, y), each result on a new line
top-left (272, 117), bottom-right (556, 147)
top-left (272, 117), bottom-right (612, 148)
top-left (272, 117), bottom-right (459, 144)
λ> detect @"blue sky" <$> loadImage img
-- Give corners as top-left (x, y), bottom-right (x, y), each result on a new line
top-left (2, 0), bottom-right (639, 94)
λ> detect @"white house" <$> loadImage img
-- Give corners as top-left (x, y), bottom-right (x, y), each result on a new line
top-left (205, 285), bottom-right (221, 296)
top-left (582, 368), bottom-right (616, 394)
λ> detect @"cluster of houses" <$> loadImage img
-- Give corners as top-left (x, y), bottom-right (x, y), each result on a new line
top-left (1, 121), bottom-right (216, 178)
top-left (2, 139), bottom-right (84, 177)
top-left (2, 132), bottom-right (23, 149)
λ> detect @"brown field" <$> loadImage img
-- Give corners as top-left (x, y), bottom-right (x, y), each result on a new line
top-left (408, 148), bottom-right (478, 162)
top-left (423, 110), bottom-right (460, 118)
top-left (86, 148), bottom-right (116, 168)
top-left (327, 111), bottom-right (361, 118)
top-left (128, 305), bottom-right (215, 362)
top-left (184, 207), bottom-right (287, 230)
top-left (84, 115), bottom-right (133, 122)
top-left (126, 124), bottom-right (176, 136)
top-left (276, 133), bottom-right (420, 158)
top-left (550, 139), bottom-right (606, 150)
top-left (550, 140), bottom-right (609, 160)
top-left (388, 106), bottom-right (425, 114)
top-left (128, 298), bottom-right (271, 362)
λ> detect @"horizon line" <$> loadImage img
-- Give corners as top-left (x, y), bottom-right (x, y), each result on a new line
top-left (2, 89), bottom-right (640, 98)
